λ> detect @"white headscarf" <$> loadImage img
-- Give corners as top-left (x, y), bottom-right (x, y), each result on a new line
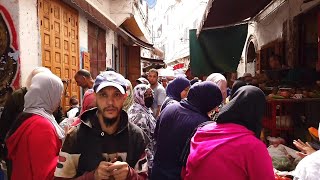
top-left (24, 72), bottom-right (65, 139)
top-left (25, 67), bottom-right (52, 89)
top-left (206, 73), bottom-right (227, 103)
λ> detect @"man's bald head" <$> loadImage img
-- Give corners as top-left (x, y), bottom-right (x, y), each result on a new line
top-left (75, 69), bottom-right (92, 78)
top-left (74, 69), bottom-right (94, 89)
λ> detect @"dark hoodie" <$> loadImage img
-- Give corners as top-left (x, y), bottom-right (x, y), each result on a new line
top-left (152, 82), bottom-right (222, 180)
top-left (54, 108), bottom-right (149, 180)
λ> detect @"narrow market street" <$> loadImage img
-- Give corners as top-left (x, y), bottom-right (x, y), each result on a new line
top-left (0, 0), bottom-right (320, 180)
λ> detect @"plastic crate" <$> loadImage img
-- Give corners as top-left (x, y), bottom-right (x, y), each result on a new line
top-left (262, 100), bottom-right (294, 136)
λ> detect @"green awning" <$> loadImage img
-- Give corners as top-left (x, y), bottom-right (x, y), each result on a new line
top-left (190, 24), bottom-right (248, 76)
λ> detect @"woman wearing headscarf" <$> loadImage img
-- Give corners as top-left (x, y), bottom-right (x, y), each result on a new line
top-left (206, 73), bottom-right (228, 104)
top-left (123, 79), bottom-right (134, 112)
top-left (0, 67), bottom-right (52, 179)
top-left (226, 79), bottom-right (247, 102)
top-left (160, 76), bottom-right (190, 112)
top-left (6, 73), bottom-right (64, 180)
top-left (128, 84), bottom-right (156, 172)
top-left (152, 82), bottom-right (222, 180)
top-left (0, 67), bottom-right (51, 143)
top-left (183, 86), bottom-right (274, 180)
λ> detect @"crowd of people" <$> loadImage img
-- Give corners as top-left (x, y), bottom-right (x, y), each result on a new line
top-left (0, 67), bottom-right (318, 180)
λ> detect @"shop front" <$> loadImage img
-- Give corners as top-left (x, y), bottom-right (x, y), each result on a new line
top-left (194, 0), bottom-right (320, 140)
top-left (195, 0), bottom-right (320, 176)
top-left (251, 2), bottom-right (320, 143)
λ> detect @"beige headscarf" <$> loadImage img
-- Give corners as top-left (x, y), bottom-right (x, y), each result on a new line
top-left (206, 73), bottom-right (227, 104)
top-left (24, 72), bottom-right (65, 139)
top-left (123, 79), bottom-right (134, 112)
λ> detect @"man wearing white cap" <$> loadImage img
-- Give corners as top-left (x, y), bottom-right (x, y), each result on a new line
top-left (54, 71), bottom-right (149, 180)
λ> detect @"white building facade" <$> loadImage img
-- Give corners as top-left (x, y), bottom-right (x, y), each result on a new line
top-left (150, 0), bottom-right (208, 69)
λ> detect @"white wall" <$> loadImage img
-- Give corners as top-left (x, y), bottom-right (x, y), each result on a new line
top-left (150, 0), bottom-right (176, 52)
top-left (133, 7), bottom-right (151, 42)
top-left (237, 24), bottom-right (255, 77)
top-left (87, 0), bottom-right (112, 18)
top-left (152, 0), bottom-right (208, 64)
top-left (237, 58), bottom-right (246, 77)
top-left (255, 0), bottom-right (320, 47)
top-left (79, 13), bottom-right (88, 51)
top-left (19, 0), bottom-right (41, 87)
top-left (110, 0), bottom-right (132, 25)
top-left (106, 29), bottom-right (115, 68)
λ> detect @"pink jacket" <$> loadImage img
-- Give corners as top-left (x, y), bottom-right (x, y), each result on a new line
top-left (183, 123), bottom-right (274, 180)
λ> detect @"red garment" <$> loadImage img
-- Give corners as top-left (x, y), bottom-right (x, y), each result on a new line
top-left (6, 115), bottom-right (62, 180)
top-left (80, 89), bottom-right (95, 114)
top-left (70, 117), bottom-right (81, 127)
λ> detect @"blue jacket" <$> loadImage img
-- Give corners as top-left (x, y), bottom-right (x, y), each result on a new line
top-left (152, 101), bottom-right (211, 180)
top-left (151, 81), bottom-right (222, 180)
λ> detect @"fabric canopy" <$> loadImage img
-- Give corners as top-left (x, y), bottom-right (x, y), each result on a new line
top-left (200, 0), bottom-right (271, 29)
top-left (190, 24), bottom-right (248, 76)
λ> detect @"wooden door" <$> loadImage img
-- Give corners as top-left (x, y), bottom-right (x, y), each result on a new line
top-left (128, 46), bottom-right (141, 84)
top-left (88, 21), bottom-right (106, 78)
top-left (39, 0), bottom-right (80, 112)
top-left (122, 45), bottom-right (129, 77)
top-left (40, 0), bottom-right (52, 70)
top-left (68, 8), bottom-right (79, 110)
top-left (51, 0), bottom-right (63, 77)
top-left (82, 52), bottom-right (90, 71)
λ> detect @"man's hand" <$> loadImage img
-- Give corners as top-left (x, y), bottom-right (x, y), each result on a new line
top-left (106, 161), bottom-right (129, 180)
top-left (293, 139), bottom-right (316, 158)
top-left (94, 161), bottom-right (113, 180)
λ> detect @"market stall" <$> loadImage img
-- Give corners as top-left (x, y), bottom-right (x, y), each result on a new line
top-left (263, 97), bottom-right (320, 137)
top-left (258, 67), bottom-right (320, 140)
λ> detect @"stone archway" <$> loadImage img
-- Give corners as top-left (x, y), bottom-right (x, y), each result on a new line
top-left (245, 35), bottom-right (258, 75)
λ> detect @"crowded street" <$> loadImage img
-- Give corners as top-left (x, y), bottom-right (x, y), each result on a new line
top-left (0, 0), bottom-right (320, 180)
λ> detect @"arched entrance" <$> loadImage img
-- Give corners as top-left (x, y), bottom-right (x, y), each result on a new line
top-left (245, 35), bottom-right (258, 75)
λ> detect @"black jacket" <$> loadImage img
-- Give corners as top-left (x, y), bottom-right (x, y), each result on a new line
top-left (54, 108), bottom-right (149, 179)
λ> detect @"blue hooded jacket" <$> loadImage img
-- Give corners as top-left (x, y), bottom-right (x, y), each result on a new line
top-left (160, 77), bottom-right (190, 112)
top-left (152, 81), bottom-right (222, 180)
